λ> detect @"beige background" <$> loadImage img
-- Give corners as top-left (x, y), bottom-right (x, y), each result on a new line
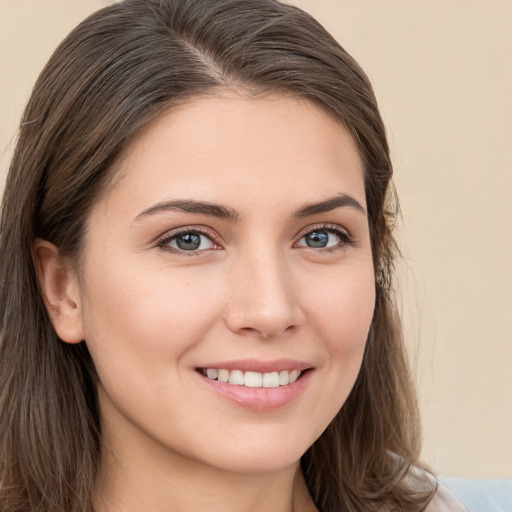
top-left (1, 0), bottom-right (510, 478)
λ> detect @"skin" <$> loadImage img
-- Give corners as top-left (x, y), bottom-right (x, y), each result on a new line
top-left (34, 94), bottom-right (376, 512)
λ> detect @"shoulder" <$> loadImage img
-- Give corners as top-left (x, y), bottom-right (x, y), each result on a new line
top-left (401, 463), bottom-right (467, 512)
top-left (425, 481), bottom-right (468, 512)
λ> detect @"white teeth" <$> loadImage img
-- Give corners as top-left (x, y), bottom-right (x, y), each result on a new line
top-left (202, 368), bottom-right (303, 387)
top-left (262, 371), bottom-right (280, 388)
top-left (279, 370), bottom-right (290, 386)
top-left (244, 371), bottom-right (263, 388)
top-left (206, 368), bottom-right (218, 379)
top-left (229, 370), bottom-right (244, 385)
top-left (218, 369), bottom-right (229, 383)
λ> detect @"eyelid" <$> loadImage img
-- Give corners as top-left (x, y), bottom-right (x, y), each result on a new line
top-left (154, 222), bottom-right (354, 254)
top-left (293, 223), bottom-right (355, 248)
top-left (294, 223), bottom-right (353, 240)
top-left (155, 225), bottom-right (223, 253)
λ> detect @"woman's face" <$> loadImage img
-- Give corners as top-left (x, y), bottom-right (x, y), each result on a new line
top-left (76, 94), bottom-right (375, 474)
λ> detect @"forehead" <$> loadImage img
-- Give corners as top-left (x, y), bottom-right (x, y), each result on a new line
top-left (98, 93), bottom-right (366, 217)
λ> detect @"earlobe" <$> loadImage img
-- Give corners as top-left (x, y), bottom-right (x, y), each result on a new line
top-left (32, 239), bottom-right (85, 344)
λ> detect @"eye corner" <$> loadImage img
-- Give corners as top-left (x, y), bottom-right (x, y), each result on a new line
top-left (293, 223), bottom-right (355, 251)
top-left (156, 226), bottom-right (223, 255)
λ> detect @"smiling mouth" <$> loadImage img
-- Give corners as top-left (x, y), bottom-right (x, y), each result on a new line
top-left (197, 368), bottom-right (306, 388)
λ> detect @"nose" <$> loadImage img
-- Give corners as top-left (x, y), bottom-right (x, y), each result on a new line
top-left (224, 249), bottom-right (305, 339)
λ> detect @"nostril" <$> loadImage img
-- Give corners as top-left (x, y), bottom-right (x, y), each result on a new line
top-left (235, 323), bottom-right (298, 340)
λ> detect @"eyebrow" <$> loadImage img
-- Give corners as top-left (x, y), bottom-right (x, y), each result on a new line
top-left (135, 199), bottom-right (239, 221)
top-left (134, 193), bottom-right (366, 223)
top-left (293, 194), bottom-right (367, 218)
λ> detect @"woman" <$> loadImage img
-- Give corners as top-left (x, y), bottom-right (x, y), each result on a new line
top-left (0, 1), bottom-right (466, 511)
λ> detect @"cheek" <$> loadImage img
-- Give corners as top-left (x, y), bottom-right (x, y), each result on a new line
top-left (304, 261), bottom-right (375, 402)
top-left (306, 262), bottom-right (375, 351)
top-left (80, 259), bottom-right (224, 378)
top-left (290, 263), bottom-right (375, 440)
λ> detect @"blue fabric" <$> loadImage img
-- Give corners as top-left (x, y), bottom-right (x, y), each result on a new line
top-left (440, 478), bottom-right (512, 512)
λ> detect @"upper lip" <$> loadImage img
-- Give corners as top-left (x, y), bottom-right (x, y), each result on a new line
top-left (195, 358), bottom-right (313, 373)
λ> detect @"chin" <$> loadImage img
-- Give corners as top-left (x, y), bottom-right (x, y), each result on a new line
top-left (205, 449), bottom-right (305, 475)
top-left (187, 427), bottom-right (317, 475)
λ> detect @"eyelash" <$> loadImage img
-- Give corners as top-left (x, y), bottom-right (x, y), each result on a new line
top-left (156, 227), bottom-right (221, 255)
top-left (156, 223), bottom-right (354, 255)
top-left (293, 224), bottom-right (355, 253)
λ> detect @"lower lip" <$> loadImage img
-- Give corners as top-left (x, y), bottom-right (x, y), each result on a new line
top-left (196, 370), bottom-right (312, 411)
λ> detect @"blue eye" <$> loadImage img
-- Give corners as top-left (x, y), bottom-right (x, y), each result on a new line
top-left (295, 227), bottom-right (351, 249)
top-left (160, 230), bottom-right (216, 252)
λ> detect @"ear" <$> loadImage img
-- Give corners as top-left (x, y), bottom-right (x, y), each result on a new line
top-left (32, 239), bottom-right (85, 344)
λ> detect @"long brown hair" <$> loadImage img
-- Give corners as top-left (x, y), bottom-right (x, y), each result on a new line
top-left (0, 1), bottom-right (435, 510)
